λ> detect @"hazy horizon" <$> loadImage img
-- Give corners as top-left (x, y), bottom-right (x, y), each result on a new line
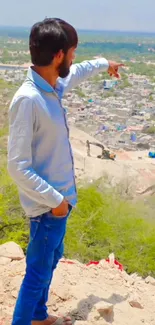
top-left (0, 0), bottom-right (155, 33)
top-left (0, 26), bottom-right (155, 35)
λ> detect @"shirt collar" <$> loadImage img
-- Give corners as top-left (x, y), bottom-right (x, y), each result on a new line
top-left (26, 67), bottom-right (55, 93)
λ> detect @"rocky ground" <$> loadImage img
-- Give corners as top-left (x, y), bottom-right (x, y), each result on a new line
top-left (0, 242), bottom-right (155, 325)
top-left (70, 126), bottom-right (155, 195)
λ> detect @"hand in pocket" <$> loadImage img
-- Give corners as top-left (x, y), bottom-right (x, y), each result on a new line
top-left (51, 199), bottom-right (69, 217)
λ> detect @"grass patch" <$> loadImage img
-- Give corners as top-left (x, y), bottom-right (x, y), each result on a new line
top-left (0, 167), bottom-right (29, 252)
top-left (0, 126), bottom-right (8, 138)
top-left (0, 167), bottom-right (154, 277)
top-left (65, 182), bottom-right (155, 277)
top-left (145, 126), bottom-right (155, 135)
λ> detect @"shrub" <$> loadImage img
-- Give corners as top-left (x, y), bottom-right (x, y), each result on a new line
top-left (0, 167), bottom-right (29, 252)
top-left (0, 168), bottom-right (155, 277)
top-left (65, 182), bottom-right (155, 277)
top-left (145, 126), bottom-right (155, 134)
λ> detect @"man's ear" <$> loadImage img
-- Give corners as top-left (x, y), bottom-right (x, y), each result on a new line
top-left (55, 49), bottom-right (64, 63)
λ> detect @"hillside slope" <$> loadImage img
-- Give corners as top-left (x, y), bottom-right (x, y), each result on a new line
top-left (70, 126), bottom-right (155, 193)
top-left (0, 243), bottom-right (155, 325)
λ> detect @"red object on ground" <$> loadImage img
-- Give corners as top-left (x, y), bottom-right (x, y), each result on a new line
top-left (86, 261), bottom-right (99, 266)
top-left (60, 260), bottom-right (75, 265)
top-left (61, 259), bottom-right (123, 271)
top-left (106, 258), bottom-right (124, 271)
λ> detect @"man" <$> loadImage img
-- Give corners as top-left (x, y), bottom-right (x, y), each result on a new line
top-left (8, 18), bottom-right (123, 325)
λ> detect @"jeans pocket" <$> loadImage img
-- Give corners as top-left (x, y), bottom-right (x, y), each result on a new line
top-left (50, 213), bottom-right (66, 220)
top-left (30, 217), bottom-right (41, 241)
top-left (51, 206), bottom-right (72, 221)
top-left (50, 204), bottom-right (73, 220)
top-left (47, 212), bottom-right (67, 225)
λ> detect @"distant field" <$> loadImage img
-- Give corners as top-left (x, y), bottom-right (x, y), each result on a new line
top-left (0, 26), bottom-right (155, 40)
top-left (0, 26), bottom-right (155, 64)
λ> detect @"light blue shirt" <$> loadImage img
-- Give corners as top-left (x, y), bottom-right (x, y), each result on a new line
top-left (7, 58), bottom-right (109, 217)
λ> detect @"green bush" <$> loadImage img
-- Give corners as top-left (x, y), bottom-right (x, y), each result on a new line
top-left (0, 167), bottom-right (155, 277)
top-left (0, 167), bottom-right (29, 252)
top-left (127, 62), bottom-right (155, 78)
top-left (0, 126), bottom-right (8, 138)
top-left (145, 126), bottom-right (155, 135)
top-left (75, 87), bottom-right (86, 98)
top-left (65, 183), bottom-right (155, 277)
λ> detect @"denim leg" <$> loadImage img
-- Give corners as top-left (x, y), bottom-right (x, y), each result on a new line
top-left (33, 238), bottom-right (64, 320)
top-left (11, 213), bottom-right (67, 325)
top-left (33, 206), bottom-right (72, 321)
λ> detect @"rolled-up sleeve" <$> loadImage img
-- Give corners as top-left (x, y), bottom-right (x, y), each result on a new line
top-left (8, 97), bottom-right (64, 208)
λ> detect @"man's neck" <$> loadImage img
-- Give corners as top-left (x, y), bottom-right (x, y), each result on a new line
top-left (33, 65), bottom-right (58, 88)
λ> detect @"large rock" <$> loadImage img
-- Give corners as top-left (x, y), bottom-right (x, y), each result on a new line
top-left (145, 276), bottom-right (155, 286)
top-left (88, 301), bottom-right (114, 322)
top-left (129, 301), bottom-right (144, 309)
top-left (74, 322), bottom-right (91, 325)
top-left (95, 301), bottom-right (114, 317)
top-left (0, 242), bottom-right (25, 261)
top-left (53, 285), bottom-right (72, 301)
top-left (0, 256), bottom-right (11, 265)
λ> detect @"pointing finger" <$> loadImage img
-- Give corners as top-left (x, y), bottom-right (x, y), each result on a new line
top-left (118, 63), bottom-right (125, 67)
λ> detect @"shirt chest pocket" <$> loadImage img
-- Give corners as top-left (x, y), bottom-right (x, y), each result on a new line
top-left (40, 97), bottom-right (68, 139)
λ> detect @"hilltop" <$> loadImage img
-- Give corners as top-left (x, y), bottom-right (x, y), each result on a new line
top-left (0, 127), bottom-right (155, 324)
top-left (0, 242), bottom-right (155, 325)
top-left (0, 29), bottom-right (155, 325)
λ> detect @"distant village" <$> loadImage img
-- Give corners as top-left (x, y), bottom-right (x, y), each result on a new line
top-left (1, 65), bottom-right (155, 155)
top-left (63, 73), bottom-right (155, 153)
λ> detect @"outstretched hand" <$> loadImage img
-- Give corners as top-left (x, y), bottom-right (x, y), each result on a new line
top-left (108, 61), bottom-right (125, 79)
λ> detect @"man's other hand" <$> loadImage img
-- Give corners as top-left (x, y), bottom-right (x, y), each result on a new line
top-left (52, 199), bottom-right (69, 217)
top-left (108, 61), bottom-right (125, 78)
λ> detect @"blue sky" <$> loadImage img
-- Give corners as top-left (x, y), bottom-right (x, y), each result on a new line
top-left (0, 0), bottom-right (154, 32)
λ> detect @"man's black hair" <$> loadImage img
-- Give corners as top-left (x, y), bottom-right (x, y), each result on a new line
top-left (29, 18), bottom-right (78, 66)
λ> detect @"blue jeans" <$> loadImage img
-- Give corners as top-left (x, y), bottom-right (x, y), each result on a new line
top-left (12, 208), bottom-right (71, 325)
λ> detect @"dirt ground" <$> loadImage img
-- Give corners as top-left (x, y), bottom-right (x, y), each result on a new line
top-left (0, 255), bottom-right (155, 325)
top-left (70, 126), bottom-right (155, 194)
top-left (0, 127), bottom-right (155, 324)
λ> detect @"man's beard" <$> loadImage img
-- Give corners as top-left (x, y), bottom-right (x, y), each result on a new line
top-left (58, 57), bottom-right (71, 78)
